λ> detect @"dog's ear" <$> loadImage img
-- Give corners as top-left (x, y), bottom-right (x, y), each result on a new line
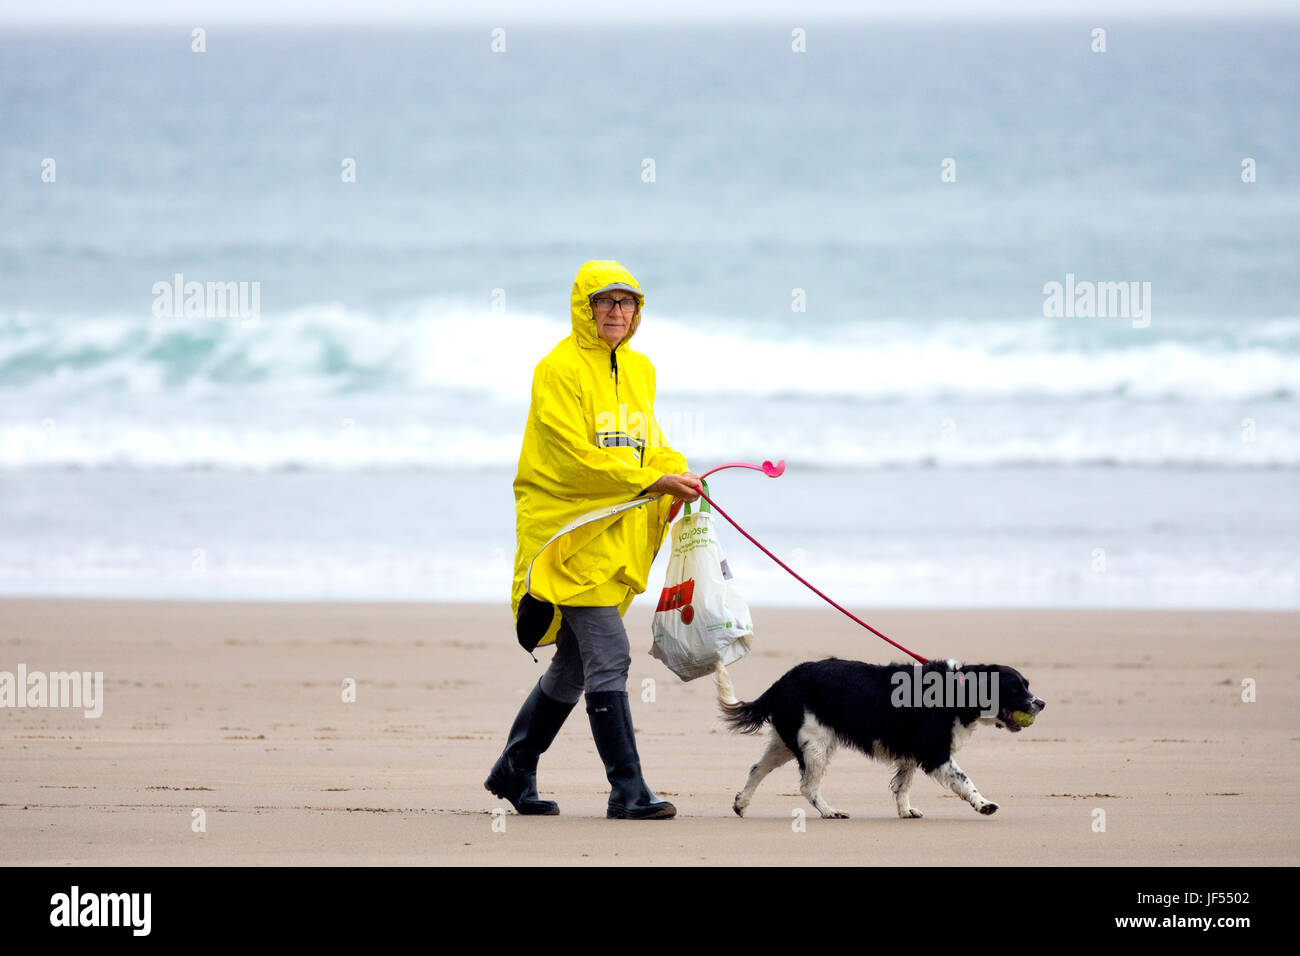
top-left (1001, 666), bottom-right (1029, 686)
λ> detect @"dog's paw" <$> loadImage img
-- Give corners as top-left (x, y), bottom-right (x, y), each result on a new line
top-left (821, 808), bottom-right (850, 819)
top-left (977, 801), bottom-right (999, 816)
top-left (899, 807), bottom-right (923, 819)
top-left (732, 795), bottom-right (746, 818)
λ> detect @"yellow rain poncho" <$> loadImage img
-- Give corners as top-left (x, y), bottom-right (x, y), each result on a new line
top-left (511, 260), bottom-right (690, 652)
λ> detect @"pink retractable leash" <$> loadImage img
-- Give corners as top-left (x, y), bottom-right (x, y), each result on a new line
top-left (671, 460), bottom-right (930, 666)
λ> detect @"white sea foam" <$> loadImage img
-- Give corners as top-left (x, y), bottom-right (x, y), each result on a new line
top-left (3, 303), bottom-right (1298, 470)
top-left (3, 304), bottom-right (1299, 402)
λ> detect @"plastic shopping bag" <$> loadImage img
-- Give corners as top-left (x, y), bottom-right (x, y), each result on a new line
top-left (651, 482), bottom-right (753, 681)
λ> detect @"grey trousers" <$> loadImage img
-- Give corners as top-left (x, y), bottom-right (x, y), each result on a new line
top-left (538, 605), bottom-right (631, 703)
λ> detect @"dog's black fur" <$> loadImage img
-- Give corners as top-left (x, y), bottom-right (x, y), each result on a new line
top-left (718, 657), bottom-right (1045, 819)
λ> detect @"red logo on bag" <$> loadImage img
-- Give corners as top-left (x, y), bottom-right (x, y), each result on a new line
top-left (656, 579), bottom-right (695, 615)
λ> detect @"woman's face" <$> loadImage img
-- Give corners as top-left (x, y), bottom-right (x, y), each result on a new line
top-left (591, 292), bottom-right (640, 346)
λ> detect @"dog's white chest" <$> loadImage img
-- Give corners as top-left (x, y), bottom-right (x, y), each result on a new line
top-left (950, 717), bottom-right (977, 753)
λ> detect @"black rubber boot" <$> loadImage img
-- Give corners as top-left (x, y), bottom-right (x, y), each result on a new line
top-left (484, 678), bottom-right (577, 815)
top-left (586, 690), bottom-right (676, 820)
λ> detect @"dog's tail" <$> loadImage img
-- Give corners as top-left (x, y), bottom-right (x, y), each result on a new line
top-left (714, 661), bottom-right (771, 734)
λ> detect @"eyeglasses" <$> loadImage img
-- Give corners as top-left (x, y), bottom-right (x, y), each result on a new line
top-left (592, 296), bottom-right (639, 314)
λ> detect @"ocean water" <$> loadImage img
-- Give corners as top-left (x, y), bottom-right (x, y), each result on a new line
top-left (1, 21), bottom-right (1297, 608)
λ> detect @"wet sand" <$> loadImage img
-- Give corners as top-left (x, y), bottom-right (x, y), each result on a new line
top-left (1, 599), bottom-right (1295, 866)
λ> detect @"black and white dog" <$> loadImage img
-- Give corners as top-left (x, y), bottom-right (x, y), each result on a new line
top-left (716, 658), bottom-right (1045, 819)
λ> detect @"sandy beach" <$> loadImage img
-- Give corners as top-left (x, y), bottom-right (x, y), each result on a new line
top-left (1, 598), bottom-right (1295, 866)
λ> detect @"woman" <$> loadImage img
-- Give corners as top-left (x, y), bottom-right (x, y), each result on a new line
top-left (485, 260), bottom-right (702, 820)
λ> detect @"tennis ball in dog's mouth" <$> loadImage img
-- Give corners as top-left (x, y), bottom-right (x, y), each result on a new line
top-left (1010, 710), bottom-right (1036, 728)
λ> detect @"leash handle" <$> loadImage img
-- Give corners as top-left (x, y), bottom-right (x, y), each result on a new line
top-left (668, 460), bottom-right (782, 523)
top-left (697, 489), bottom-right (930, 665)
top-left (701, 460), bottom-right (785, 479)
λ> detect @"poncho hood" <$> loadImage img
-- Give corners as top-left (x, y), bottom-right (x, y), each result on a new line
top-left (569, 260), bottom-right (644, 353)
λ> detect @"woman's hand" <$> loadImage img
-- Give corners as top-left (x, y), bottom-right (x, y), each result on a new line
top-left (647, 471), bottom-right (703, 502)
